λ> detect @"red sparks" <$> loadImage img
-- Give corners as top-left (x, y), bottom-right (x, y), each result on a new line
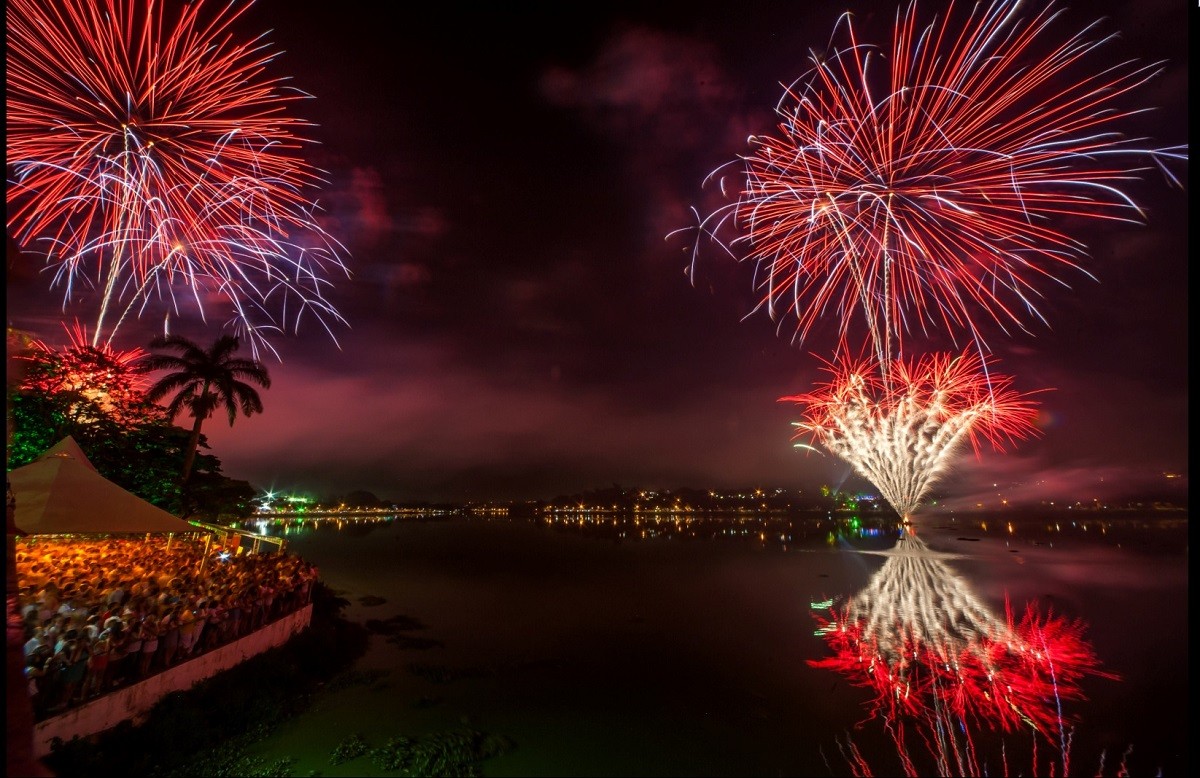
top-left (6, 0), bottom-right (349, 357)
top-left (692, 0), bottom-right (1184, 358)
top-left (811, 597), bottom-right (1112, 774)
top-left (783, 349), bottom-right (1043, 458)
top-left (21, 321), bottom-right (153, 423)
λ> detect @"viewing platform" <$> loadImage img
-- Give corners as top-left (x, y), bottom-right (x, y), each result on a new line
top-left (32, 604), bottom-right (312, 757)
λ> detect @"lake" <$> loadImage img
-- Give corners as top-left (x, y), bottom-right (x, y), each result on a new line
top-left (246, 512), bottom-right (1188, 777)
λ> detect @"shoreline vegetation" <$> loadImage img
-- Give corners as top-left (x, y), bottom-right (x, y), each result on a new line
top-left (40, 582), bottom-right (516, 778)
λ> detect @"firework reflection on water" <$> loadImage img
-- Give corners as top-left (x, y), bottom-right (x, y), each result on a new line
top-left (810, 527), bottom-right (1115, 777)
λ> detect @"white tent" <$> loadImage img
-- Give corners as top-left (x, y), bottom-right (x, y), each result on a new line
top-left (7, 436), bottom-right (196, 535)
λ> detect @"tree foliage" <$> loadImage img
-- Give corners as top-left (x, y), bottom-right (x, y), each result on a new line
top-left (142, 334), bottom-right (270, 486)
top-left (7, 333), bottom-right (259, 520)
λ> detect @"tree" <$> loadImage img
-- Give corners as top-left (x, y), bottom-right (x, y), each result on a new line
top-left (7, 331), bottom-right (163, 469)
top-left (142, 335), bottom-right (271, 487)
top-left (186, 473), bottom-right (258, 523)
top-left (8, 330), bottom-right (266, 517)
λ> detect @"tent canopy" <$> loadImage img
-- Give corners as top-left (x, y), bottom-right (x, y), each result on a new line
top-left (8, 436), bottom-right (195, 535)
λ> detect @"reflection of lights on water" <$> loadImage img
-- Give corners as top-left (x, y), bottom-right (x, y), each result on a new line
top-left (810, 529), bottom-right (1111, 776)
top-left (547, 513), bottom-right (897, 549)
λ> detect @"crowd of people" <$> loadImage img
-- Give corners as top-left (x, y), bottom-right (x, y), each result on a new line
top-left (15, 533), bottom-right (319, 721)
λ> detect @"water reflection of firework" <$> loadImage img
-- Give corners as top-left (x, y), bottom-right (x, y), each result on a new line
top-left (6, 0), bottom-right (349, 358)
top-left (782, 350), bottom-right (1042, 518)
top-left (811, 530), bottom-right (1114, 777)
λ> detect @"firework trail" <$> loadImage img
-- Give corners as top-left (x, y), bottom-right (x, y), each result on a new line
top-left (810, 529), bottom-right (1113, 776)
top-left (6, 0), bottom-right (349, 359)
top-left (781, 350), bottom-right (1042, 518)
top-left (680, 0), bottom-right (1185, 367)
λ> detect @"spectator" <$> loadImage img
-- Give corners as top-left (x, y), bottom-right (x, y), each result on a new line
top-left (23, 626), bottom-right (45, 658)
top-left (116, 619), bottom-right (140, 687)
top-left (136, 614), bottom-right (159, 680)
top-left (177, 605), bottom-right (199, 659)
top-left (26, 650), bottom-right (51, 719)
top-left (158, 606), bottom-right (181, 670)
top-left (42, 643), bottom-right (67, 713)
top-left (84, 629), bottom-right (112, 700)
top-left (59, 638), bottom-right (90, 708)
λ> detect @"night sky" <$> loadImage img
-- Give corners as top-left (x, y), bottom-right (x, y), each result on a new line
top-left (5, 0), bottom-right (1189, 507)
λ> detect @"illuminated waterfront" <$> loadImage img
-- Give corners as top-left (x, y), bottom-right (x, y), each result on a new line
top-left (242, 512), bottom-right (1187, 776)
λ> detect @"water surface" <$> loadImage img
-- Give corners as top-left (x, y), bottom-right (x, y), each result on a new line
top-left (247, 513), bottom-right (1187, 776)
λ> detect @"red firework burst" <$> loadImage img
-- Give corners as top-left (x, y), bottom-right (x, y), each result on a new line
top-left (687, 0), bottom-right (1185, 360)
top-left (6, 0), bottom-right (349, 358)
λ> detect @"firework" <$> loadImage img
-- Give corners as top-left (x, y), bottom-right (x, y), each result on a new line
top-left (682, 0), bottom-right (1185, 363)
top-left (810, 529), bottom-right (1112, 776)
top-left (6, 0), bottom-right (349, 358)
top-left (20, 321), bottom-right (152, 425)
top-left (781, 350), bottom-right (1042, 518)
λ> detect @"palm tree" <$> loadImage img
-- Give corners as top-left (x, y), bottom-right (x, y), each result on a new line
top-left (143, 334), bottom-right (271, 486)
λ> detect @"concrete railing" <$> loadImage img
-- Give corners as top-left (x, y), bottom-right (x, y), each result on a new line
top-left (32, 603), bottom-right (312, 757)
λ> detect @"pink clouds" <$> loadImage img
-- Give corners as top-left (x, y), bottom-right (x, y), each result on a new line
top-left (348, 167), bottom-right (394, 248)
top-left (927, 454), bottom-right (1186, 512)
top-left (539, 25), bottom-right (758, 245)
top-left (200, 334), bottom-right (809, 501)
top-left (539, 27), bottom-right (732, 133)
